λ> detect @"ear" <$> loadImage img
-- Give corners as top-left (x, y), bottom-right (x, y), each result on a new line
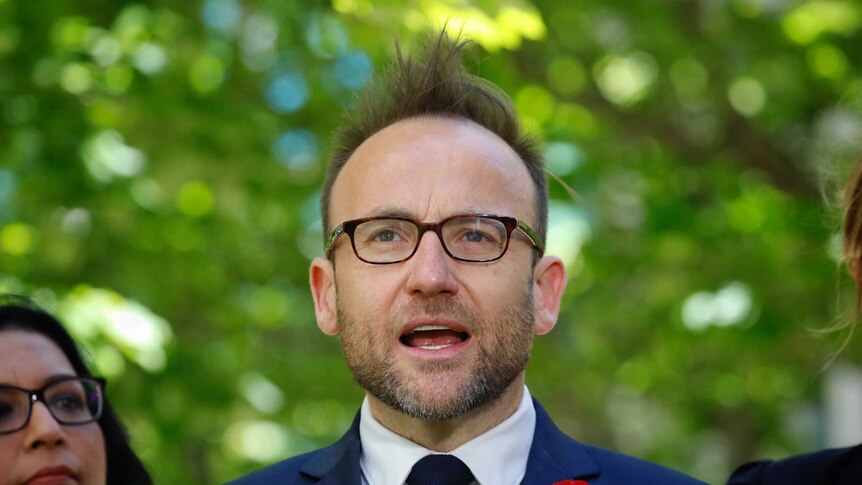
top-left (310, 257), bottom-right (339, 335)
top-left (531, 255), bottom-right (567, 335)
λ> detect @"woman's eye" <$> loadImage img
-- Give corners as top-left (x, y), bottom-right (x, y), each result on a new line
top-left (51, 394), bottom-right (84, 411)
top-left (0, 393), bottom-right (24, 423)
top-left (0, 403), bottom-right (14, 419)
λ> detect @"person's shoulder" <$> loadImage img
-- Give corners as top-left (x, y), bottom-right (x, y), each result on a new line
top-left (727, 443), bottom-right (862, 485)
top-left (223, 449), bottom-right (321, 485)
top-left (530, 398), bottom-right (706, 484)
top-left (223, 412), bottom-right (362, 484)
top-left (578, 442), bottom-right (708, 484)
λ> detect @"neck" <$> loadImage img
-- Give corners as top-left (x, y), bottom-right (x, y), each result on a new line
top-left (367, 375), bottom-right (525, 452)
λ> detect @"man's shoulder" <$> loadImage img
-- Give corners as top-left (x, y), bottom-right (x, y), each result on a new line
top-left (224, 413), bottom-right (362, 485)
top-left (224, 449), bottom-right (320, 485)
top-left (577, 441), bottom-right (706, 484)
top-left (529, 399), bottom-right (706, 484)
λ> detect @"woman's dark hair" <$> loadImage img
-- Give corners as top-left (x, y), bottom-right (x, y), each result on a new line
top-left (0, 295), bottom-right (152, 485)
top-left (844, 161), bottom-right (862, 297)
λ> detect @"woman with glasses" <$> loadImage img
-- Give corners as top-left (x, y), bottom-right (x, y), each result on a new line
top-left (0, 296), bottom-right (152, 485)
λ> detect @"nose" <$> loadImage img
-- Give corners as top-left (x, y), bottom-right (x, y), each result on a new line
top-left (404, 231), bottom-right (459, 297)
top-left (24, 401), bottom-right (66, 450)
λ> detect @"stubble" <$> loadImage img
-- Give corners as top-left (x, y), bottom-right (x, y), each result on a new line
top-left (337, 287), bottom-right (535, 421)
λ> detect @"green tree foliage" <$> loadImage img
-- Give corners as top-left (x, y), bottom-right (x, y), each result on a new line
top-left (2, 0), bottom-right (861, 482)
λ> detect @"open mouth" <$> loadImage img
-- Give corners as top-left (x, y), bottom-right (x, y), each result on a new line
top-left (399, 325), bottom-right (470, 350)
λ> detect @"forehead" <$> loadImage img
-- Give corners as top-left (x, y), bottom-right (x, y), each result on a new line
top-left (330, 116), bottom-right (535, 222)
top-left (0, 330), bottom-right (75, 386)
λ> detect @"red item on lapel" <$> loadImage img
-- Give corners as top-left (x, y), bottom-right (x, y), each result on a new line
top-left (553, 481), bottom-right (588, 485)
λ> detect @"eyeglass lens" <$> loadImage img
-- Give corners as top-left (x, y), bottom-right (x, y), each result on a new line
top-left (0, 378), bottom-right (102, 434)
top-left (352, 216), bottom-right (509, 263)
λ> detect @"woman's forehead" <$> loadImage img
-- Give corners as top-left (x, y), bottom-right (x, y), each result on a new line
top-left (0, 330), bottom-right (75, 387)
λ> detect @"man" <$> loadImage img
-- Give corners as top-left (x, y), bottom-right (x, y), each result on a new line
top-left (229, 31), bottom-right (704, 485)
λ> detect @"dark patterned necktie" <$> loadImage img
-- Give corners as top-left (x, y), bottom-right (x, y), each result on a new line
top-left (405, 454), bottom-right (475, 485)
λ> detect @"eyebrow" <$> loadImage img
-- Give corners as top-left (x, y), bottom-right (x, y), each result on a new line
top-left (362, 207), bottom-right (415, 219)
top-left (44, 373), bottom-right (80, 385)
top-left (360, 207), bottom-right (496, 220)
top-left (0, 373), bottom-right (79, 390)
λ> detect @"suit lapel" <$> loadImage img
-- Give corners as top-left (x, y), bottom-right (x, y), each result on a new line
top-left (299, 413), bottom-right (364, 485)
top-left (522, 399), bottom-right (601, 485)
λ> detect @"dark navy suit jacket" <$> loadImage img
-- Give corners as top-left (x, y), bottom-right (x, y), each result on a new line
top-left (727, 443), bottom-right (862, 485)
top-left (227, 399), bottom-right (705, 484)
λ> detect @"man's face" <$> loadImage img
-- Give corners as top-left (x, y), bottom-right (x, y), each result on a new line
top-left (317, 116), bottom-right (548, 420)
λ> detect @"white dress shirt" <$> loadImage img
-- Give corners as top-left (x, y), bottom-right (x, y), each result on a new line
top-left (359, 386), bottom-right (536, 485)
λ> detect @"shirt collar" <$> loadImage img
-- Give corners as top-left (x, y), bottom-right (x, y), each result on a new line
top-left (359, 386), bottom-right (536, 485)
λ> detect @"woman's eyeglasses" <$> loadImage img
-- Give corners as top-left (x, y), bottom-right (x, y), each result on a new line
top-left (0, 376), bottom-right (105, 435)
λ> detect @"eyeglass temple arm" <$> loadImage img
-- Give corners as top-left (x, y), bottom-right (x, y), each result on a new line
top-left (517, 220), bottom-right (545, 254)
top-left (324, 225), bottom-right (345, 255)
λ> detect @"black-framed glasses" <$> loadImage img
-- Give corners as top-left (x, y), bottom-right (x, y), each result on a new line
top-left (0, 376), bottom-right (105, 435)
top-left (325, 214), bottom-right (545, 264)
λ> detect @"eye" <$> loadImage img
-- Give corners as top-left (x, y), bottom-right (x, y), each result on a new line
top-left (455, 227), bottom-right (500, 246)
top-left (355, 219), bottom-right (415, 248)
top-left (0, 392), bottom-right (22, 422)
top-left (371, 229), bottom-right (402, 242)
top-left (49, 393), bottom-right (85, 411)
top-left (462, 230), bottom-right (490, 243)
top-left (0, 402), bottom-right (14, 420)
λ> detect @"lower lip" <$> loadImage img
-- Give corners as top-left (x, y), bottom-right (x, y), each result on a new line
top-left (398, 336), bottom-right (472, 359)
top-left (27, 473), bottom-right (74, 485)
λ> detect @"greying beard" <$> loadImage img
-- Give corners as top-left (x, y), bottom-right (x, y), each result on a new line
top-left (336, 290), bottom-right (535, 421)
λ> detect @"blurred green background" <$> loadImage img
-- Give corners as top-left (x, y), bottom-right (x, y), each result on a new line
top-left (3, 0), bottom-right (862, 483)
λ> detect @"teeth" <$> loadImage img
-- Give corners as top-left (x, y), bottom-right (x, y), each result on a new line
top-left (412, 325), bottom-right (451, 332)
top-left (419, 344), bottom-right (451, 350)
